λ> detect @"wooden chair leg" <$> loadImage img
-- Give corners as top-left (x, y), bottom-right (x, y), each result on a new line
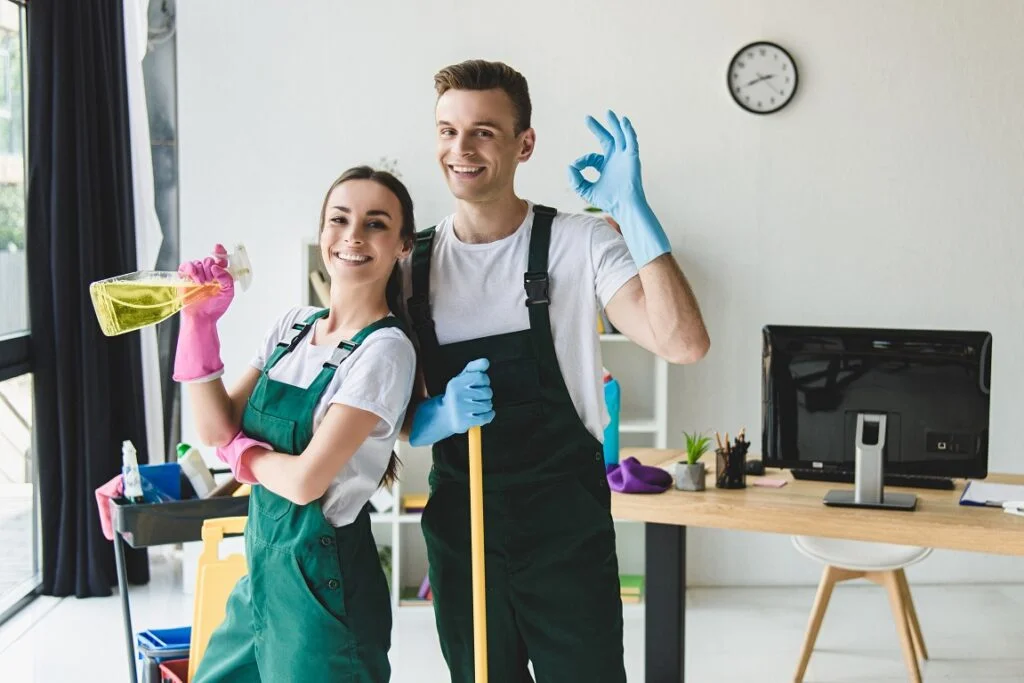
top-left (881, 571), bottom-right (922, 683)
top-left (896, 569), bottom-right (928, 661)
top-left (794, 565), bottom-right (842, 682)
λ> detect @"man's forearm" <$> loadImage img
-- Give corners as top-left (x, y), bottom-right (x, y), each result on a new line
top-left (399, 395), bottom-right (424, 442)
top-left (636, 253), bottom-right (709, 364)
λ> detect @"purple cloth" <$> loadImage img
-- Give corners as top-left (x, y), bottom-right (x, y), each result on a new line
top-left (605, 456), bottom-right (672, 494)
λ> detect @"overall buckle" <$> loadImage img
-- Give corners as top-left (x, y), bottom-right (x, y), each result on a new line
top-left (524, 271), bottom-right (550, 306)
top-left (324, 341), bottom-right (357, 369)
top-left (276, 322), bottom-right (307, 350)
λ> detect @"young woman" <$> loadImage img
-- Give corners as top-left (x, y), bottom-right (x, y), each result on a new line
top-left (177, 166), bottom-right (417, 682)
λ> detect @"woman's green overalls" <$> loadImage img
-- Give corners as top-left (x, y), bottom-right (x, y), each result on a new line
top-left (194, 310), bottom-right (401, 682)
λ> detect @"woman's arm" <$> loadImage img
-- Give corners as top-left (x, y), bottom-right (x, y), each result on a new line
top-left (248, 403), bottom-right (381, 505)
top-left (186, 367), bottom-right (261, 447)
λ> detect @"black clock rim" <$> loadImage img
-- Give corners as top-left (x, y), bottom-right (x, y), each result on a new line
top-left (727, 40), bottom-right (799, 115)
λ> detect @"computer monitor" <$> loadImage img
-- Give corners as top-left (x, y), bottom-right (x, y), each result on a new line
top-left (762, 325), bottom-right (992, 508)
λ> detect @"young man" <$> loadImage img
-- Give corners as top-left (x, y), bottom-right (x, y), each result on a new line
top-left (402, 59), bottom-right (709, 682)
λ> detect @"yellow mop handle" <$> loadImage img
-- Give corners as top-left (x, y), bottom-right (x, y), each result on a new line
top-left (468, 425), bottom-right (487, 682)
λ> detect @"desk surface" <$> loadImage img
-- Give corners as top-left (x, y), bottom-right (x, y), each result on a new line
top-left (611, 448), bottom-right (1024, 556)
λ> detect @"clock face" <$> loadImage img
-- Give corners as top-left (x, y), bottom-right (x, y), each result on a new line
top-left (728, 42), bottom-right (798, 115)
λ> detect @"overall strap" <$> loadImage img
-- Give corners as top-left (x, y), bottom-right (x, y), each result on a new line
top-left (305, 316), bottom-right (407, 404)
top-left (524, 205), bottom-right (567, 384)
top-left (407, 227), bottom-right (442, 390)
top-left (263, 309), bottom-right (329, 373)
top-left (322, 317), bottom-right (406, 370)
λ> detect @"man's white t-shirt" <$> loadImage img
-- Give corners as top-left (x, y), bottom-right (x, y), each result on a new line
top-left (401, 201), bottom-right (639, 441)
top-left (250, 307), bottom-right (416, 526)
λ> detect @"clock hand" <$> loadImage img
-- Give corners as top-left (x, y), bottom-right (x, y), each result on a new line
top-left (756, 72), bottom-right (782, 95)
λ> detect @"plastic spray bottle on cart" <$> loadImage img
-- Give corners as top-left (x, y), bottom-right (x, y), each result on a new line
top-left (121, 440), bottom-right (145, 504)
top-left (89, 244), bottom-right (253, 337)
top-left (602, 368), bottom-right (621, 468)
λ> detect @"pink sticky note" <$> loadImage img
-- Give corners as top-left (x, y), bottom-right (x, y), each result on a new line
top-left (752, 478), bottom-right (788, 488)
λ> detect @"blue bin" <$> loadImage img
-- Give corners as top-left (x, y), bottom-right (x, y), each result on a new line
top-left (139, 463), bottom-right (182, 501)
top-left (137, 626), bottom-right (191, 662)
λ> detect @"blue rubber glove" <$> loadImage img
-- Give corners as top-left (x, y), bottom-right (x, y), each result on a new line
top-left (567, 110), bottom-right (672, 268)
top-left (409, 358), bottom-right (495, 447)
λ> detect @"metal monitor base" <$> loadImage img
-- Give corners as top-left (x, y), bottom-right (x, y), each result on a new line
top-left (823, 489), bottom-right (918, 511)
top-left (821, 413), bottom-right (918, 511)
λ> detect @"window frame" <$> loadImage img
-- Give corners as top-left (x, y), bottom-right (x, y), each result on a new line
top-left (0, 333), bottom-right (29, 382)
top-left (0, 0), bottom-right (36, 627)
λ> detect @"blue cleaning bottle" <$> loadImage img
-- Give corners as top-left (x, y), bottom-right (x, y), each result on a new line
top-left (602, 368), bottom-right (621, 468)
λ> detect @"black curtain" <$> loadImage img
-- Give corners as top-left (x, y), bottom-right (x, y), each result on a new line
top-left (27, 0), bottom-right (151, 597)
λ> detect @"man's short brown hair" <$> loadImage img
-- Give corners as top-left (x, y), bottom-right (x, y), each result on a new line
top-left (434, 59), bottom-right (532, 135)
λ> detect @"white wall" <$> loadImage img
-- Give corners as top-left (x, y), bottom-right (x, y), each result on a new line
top-left (177, 0), bottom-right (1024, 586)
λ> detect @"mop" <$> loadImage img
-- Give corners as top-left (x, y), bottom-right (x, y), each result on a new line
top-left (468, 425), bottom-right (488, 682)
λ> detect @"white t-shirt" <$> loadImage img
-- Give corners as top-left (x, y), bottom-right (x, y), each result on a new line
top-left (400, 201), bottom-right (638, 440)
top-left (250, 306), bottom-right (416, 526)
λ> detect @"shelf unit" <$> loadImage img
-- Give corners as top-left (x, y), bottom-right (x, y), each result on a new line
top-left (306, 245), bottom-right (669, 610)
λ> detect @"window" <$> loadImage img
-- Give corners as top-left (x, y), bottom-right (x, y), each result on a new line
top-left (0, 0), bottom-right (25, 339)
top-left (0, 0), bottom-right (34, 624)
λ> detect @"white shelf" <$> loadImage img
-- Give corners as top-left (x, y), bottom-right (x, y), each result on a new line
top-left (620, 419), bottom-right (659, 433)
top-left (397, 513), bottom-right (423, 523)
top-left (369, 513), bottom-right (426, 524)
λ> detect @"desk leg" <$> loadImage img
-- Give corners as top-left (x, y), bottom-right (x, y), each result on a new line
top-left (114, 533), bottom-right (138, 683)
top-left (645, 523), bottom-right (686, 683)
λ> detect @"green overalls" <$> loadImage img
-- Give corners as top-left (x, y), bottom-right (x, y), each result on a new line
top-left (408, 205), bottom-right (626, 683)
top-left (194, 310), bottom-right (401, 683)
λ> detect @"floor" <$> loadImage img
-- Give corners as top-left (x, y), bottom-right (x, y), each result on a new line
top-left (1, 552), bottom-right (1022, 682)
top-left (0, 484), bottom-right (33, 600)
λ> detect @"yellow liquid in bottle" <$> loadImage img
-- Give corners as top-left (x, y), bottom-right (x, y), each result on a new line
top-left (89, 278), bottom-right (220, 336)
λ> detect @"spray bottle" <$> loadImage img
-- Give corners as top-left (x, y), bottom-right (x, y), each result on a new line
top-left (602, 368), bottom-right (621, 467)
top-left (121, 440), bottom-right (145, 504)
top-left (89, 243), bottom-right (253, 337)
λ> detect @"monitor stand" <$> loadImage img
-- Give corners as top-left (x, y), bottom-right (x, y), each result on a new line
top-left (823, 413), bottom-right (917, 511)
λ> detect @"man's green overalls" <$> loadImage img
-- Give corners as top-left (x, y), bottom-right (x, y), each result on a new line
top-left (193, 310), bottom-right (401, 682)
top-left (408, 205), bottom-right (626, 682)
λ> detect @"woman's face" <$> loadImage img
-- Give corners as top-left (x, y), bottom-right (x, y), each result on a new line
top-left (320, 179), bottom-right (411, 291)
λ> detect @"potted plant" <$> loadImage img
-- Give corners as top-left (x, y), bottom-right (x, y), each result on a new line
top-left (676, 431), bottom-right (711, 491)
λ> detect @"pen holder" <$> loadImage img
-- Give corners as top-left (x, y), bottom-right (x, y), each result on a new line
top-left (715, 445), bottom-right (747, 489)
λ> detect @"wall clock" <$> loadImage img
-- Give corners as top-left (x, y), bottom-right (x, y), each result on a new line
top-left (728, 41), bottom-right (798, 115)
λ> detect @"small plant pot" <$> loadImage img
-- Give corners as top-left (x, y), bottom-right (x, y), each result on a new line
top-left (675, 462), bottom-right (706, 491)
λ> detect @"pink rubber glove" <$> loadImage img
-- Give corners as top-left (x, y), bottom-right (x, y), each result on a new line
top-left (216, 431), bottom-right (271, 485)
top-left (172, 244), bottom-right (235, 383)
top-left (95, 474), bottom-right (124, 541)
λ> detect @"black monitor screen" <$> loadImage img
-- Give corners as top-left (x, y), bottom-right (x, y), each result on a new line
top-left (761, 325), bottom-right (992, 479)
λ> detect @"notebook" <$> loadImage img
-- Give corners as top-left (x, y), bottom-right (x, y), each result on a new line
top-left (959, 481), bottom-right (1024, 507)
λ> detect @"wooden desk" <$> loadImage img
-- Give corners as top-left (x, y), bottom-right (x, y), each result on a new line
top-left (610, 448), bottom-right (1024, 683)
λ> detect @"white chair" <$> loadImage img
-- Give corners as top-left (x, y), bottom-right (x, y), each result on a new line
top-left (791, 536), bottom-right (931, 683)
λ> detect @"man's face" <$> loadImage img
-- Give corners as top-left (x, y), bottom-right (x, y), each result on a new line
top-left (435, 88), bottom-right (535, 203)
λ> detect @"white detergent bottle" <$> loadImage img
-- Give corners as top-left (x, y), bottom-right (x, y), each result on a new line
top-left (176, 443), bottom-right (217, 498)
